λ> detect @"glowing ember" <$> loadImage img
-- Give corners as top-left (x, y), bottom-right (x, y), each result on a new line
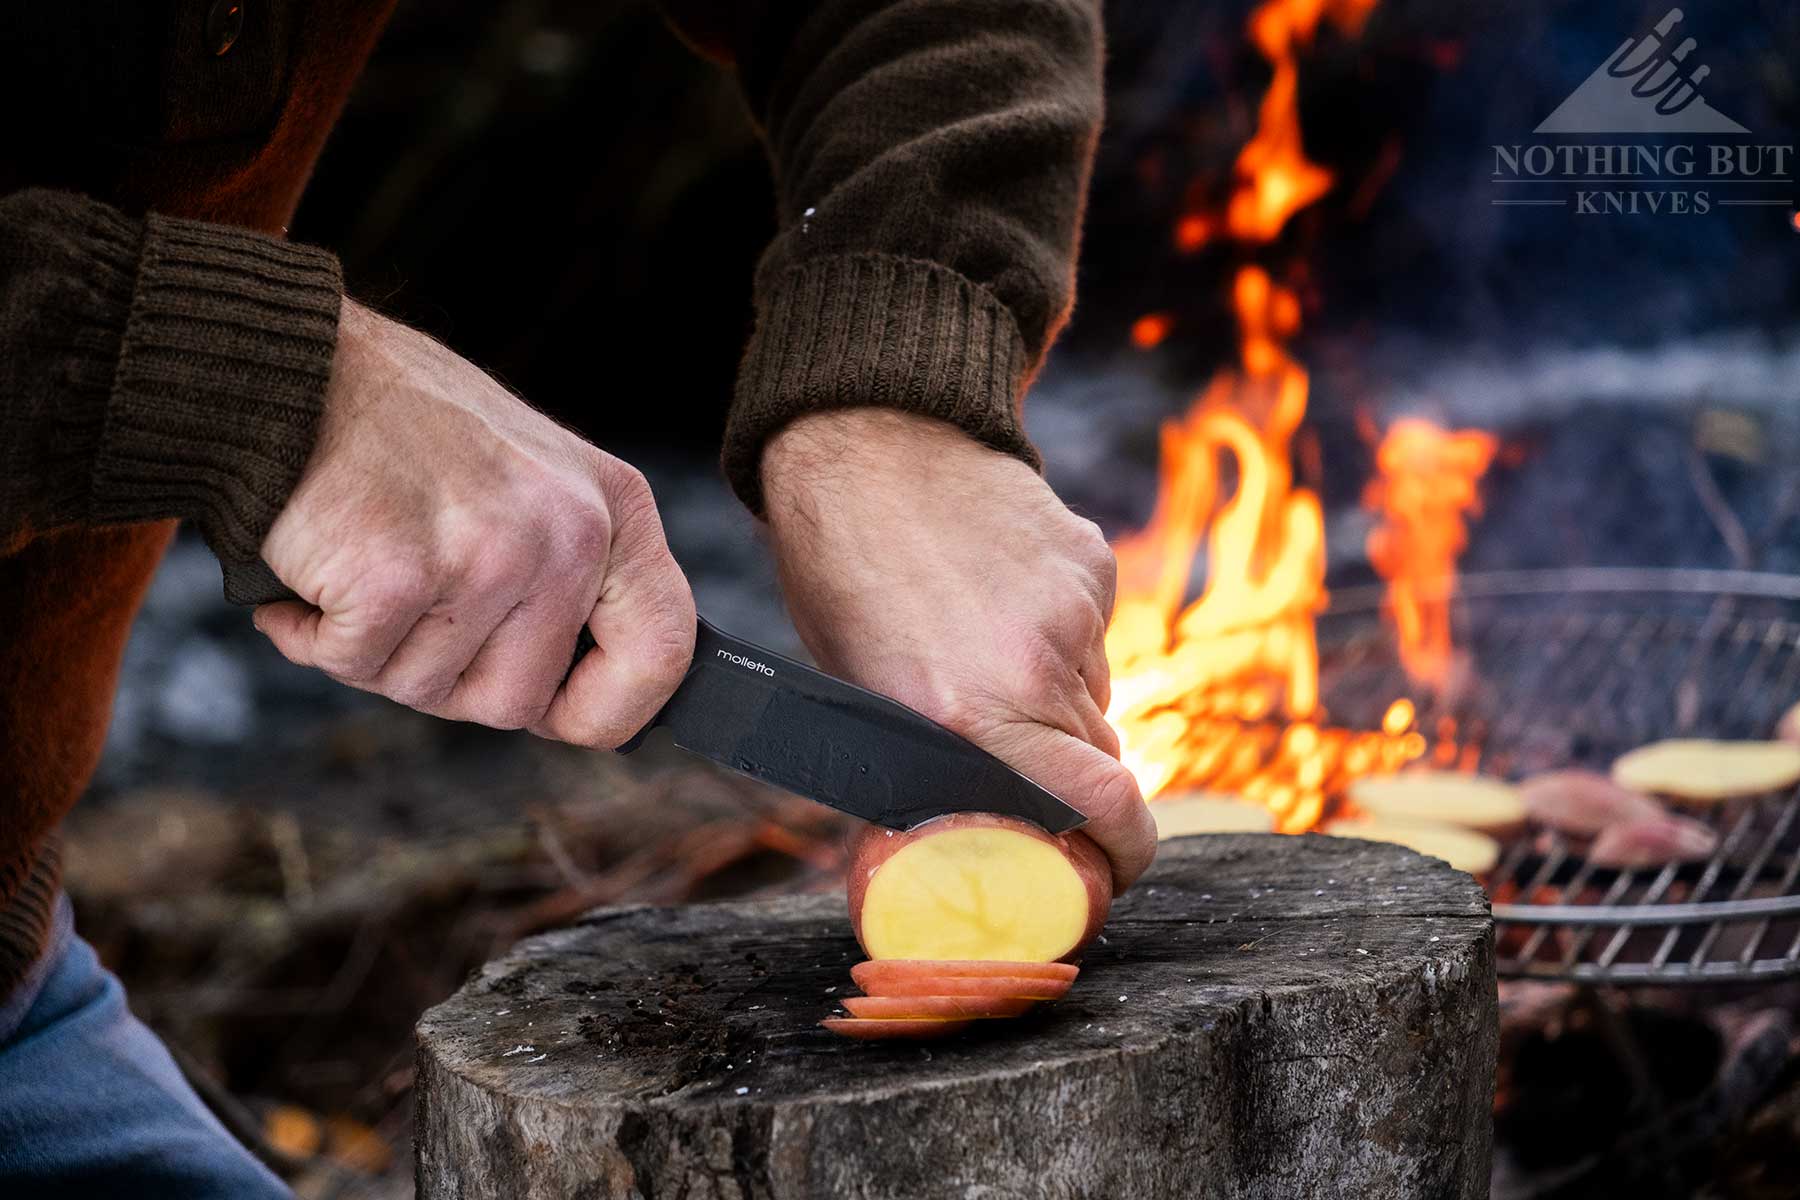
top-left (1104, 0), bottom-right (1456, 832)
top-left (1363, 420), bottom-right (1498, 686)
top-left (1131, 312), bottom-right (1175, 350)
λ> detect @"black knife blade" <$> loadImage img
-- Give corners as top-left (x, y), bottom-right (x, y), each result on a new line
top-left (596, 617), bottom-right (1086, 834)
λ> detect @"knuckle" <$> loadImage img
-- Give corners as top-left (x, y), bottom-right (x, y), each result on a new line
top-left (354, 559), bottom-right (435, 625)
top-left (553, 499), bottom-right (612, 566)
top-left (386, 675), bottom-right (457, 712)
top-left (475, 691), bottom-right (554, 732)
top-left (606, 462), bottom-right (656, 515)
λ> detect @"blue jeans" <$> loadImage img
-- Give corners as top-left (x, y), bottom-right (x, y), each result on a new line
top-left (0, 898), bottom-right (292, 1198)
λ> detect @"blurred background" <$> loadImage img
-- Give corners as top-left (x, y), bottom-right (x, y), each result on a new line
top-left (73, 0), bottom-right (1800, 1195)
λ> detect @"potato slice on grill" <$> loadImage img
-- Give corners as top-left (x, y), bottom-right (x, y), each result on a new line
top-left (1346, 771), bottom-right (1524, 834)
top-left (1612, 739), bottom-right (1800, 802)
top-left (821, 1017), bottom-right (975, 1041)
top-left (1322, 818), bottom-right (1501, 875)
top-left (1150, 793), bottom-right (1276, 838)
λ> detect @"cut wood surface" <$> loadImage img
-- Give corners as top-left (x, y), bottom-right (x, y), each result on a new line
top-left (416, 834), bottom-right (1496, 1200)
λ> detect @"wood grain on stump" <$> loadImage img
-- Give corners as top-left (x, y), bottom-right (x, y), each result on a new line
top-left (416, 834), bottom-right (1496, 1199)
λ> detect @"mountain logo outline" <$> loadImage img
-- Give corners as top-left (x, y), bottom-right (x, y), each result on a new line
top-left (1536, 8), bottom-right (1749, 134)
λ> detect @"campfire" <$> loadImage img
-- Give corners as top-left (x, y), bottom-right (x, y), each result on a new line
top-left (1103, 0), bottom-right (1499, 834)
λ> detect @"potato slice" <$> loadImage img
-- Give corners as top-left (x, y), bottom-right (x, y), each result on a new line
top-left (847, 814), bottom-right (1111, 963)
top-left (850, 960), bottom-right (1077, 990)
top-left (841, 995), bottom-right (1036, 1020)
top-left (854, 973), bottom-right (1074, 1001)
top-left (1586, 815), bottom-right (1718, 868)
top-left (1612, 739), bottom-right (1800, 802)
top-left (1779, 701), bottom-right (1800, 746)
top-left (1346, 771), bottom-right (1524, 834)
top-left (821, 1017), bottom-right (975, 1041)
top-left (1322, 818), bottom-right (1501, 875)
top-left (1150, 793), bottom-right (1276, 838)
top-left (1519, 769), bottom-right (1664, 837)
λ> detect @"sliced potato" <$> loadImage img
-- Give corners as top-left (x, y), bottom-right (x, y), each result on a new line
top-left (848, 815), bottom-right (1110, 963)
top-left (1586, 815), bottom-right (1718, 868)
top-left (821, 1017), bottom-right (975, 1041)
top-left (854, 973), bottom-right (1074, 1001)
top-left (1347, 771), bottom-right (1524, 833)
top-left (1322, 818), bottom-right (1501, 875)
top-left (841, 995), bottom-right (1036, 1020)
top-left (1150, 793), bottom-right (1276, 838)
top-left (1611, 739), bottom-right (1800, 802)
top-left (1519, 769), bottom-right (1663, 836)
top-left (1779, 701), bottom-right (1800, 746)
top-left (850, 960), bottom-right (1077, 990)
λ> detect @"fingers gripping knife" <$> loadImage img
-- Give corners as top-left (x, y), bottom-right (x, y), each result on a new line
top-left (573, 617), bottom-right (1086, 833)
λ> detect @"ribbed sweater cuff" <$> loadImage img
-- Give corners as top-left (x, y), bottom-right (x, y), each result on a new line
top-left (95, 214), bottom-right (342, 597)
top-left (0, 836), bottom-right (61, 1006)
top-left (723, 254), bottom-right (1041, 514)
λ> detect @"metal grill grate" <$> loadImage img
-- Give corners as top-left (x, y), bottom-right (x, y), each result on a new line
top-left (1316, 568), bottom-right (1800, 985)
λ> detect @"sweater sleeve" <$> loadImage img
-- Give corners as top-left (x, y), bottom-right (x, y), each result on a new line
top-left (0, 190), bottom-right (342, 601)
top-left (659, 0), bottom-right (1104, 513)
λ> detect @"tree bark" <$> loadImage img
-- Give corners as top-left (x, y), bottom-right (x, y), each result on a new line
top-left (416, 833), bottom-right (1497, 1199)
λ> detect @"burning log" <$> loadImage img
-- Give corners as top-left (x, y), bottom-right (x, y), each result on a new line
top-left (415, 835), bottom-right (1496, 1199)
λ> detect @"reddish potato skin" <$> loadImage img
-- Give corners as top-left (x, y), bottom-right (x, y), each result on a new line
top-left (850, 960), bottom-right (1078, 990)
top-left (1520, 770), bottom-right (1664, 837)
top-left (821, 1017), bottom-right (974, 1041)
top-left (841, 995), bottom-right (1037, 1019)
top-left (854, 973), bottom-right (1074, 1000)
top-left (845, 813), bottom-right (1113, 963)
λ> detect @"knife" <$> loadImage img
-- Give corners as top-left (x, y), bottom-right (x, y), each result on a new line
top-left (580, 617), bottom-right (1087, 834)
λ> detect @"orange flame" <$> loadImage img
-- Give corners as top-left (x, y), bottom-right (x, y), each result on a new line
top-left (1363, 420), bottom-right (1498, 685)
top-left (1104, 0), bottom-right (1442, 831)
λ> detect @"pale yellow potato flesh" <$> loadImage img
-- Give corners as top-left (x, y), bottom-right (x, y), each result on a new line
top-left (859, 827), bottom-right (1089, 962)
top-left (1612, 739), bottom-right (1800, 802)
top-left (1346, 771), bottom-right (1524, 833)
top-left (1151, 793), bottom-right (1276, 839)
top-left (1322, 818), bottom-right (1501, 875)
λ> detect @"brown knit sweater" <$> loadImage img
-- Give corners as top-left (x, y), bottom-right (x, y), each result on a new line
top-left (0, 0), bottom-right (1101, 996)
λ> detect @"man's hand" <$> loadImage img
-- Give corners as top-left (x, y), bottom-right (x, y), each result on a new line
top-left (254, 299), bottom-right (696, 746)
top-left (762, 410), bottom-right (1157, 892)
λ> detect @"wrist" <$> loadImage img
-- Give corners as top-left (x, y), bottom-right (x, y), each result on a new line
top-left (763, 409), bottom-right (997, 523)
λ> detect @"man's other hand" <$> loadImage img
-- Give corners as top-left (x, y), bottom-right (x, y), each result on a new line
top-left (255, 299), bottom-right (696, 747)
top-left (762, 409), bottom-right (1157, 893)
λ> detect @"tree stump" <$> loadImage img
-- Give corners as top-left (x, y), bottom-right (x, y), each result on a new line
top-left (416, 834), bottom-right (1496, 1199)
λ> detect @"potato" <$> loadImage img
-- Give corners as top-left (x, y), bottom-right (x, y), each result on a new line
top-left (1586, 815), bottom-right (1718, 868)
top-left (821, 1017), bottom-right (974, 1040)
top-left (846, 813), bottom-right (1112, 963)
top-left (1346, 771), bottom-right (1524, 834)
top-left (1150, 793), bottom-right (1276, 839)
top-left (1611, 739), bottom-right (1800, 802)
top-left (1321, 818), bottom-right (1501, 875)
top-left (851, 972), bottom-right (1074, 1001)
top-left (1519, 769), bottom-right (1664, 836)
top-left (1779, 701), bottom-right (1800, 746)
top-left (841, 995), bottom-right (1037, 1020)
top-left (850, 960), bottom-right (1077, 989)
